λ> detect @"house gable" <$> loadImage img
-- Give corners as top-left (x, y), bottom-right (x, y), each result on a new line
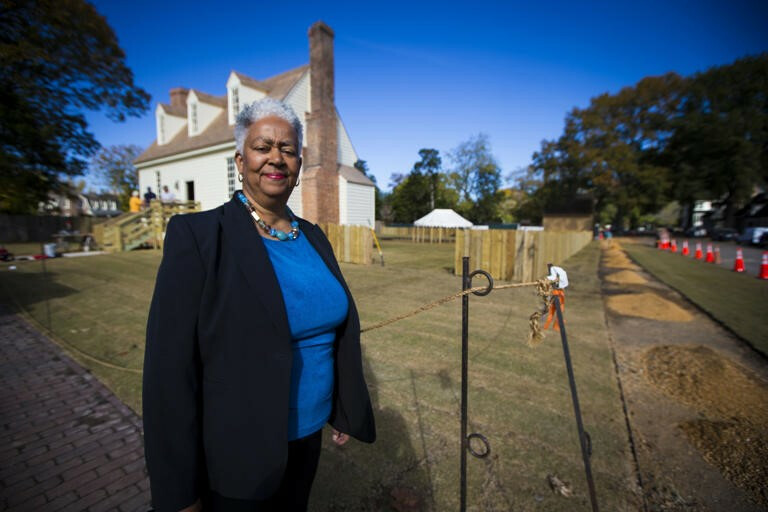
top-left (226, 71), bottom-right (268, 125)
top-left (155, 104), bottom-right (186, 146)
top-left (187, 90), bottom-right (225, 137)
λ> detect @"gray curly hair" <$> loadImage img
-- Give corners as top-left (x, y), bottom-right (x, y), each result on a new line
top-left (234, 98), bottom-right (303, 154)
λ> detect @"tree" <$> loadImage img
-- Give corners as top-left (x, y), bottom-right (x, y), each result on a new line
top-left (447, 134), bottom-right (503, 223)
top-left (412, 149), bottom-right (441, 209)
top-left (522, 54), bottom-right (768, 229)
top-left (90, 144), bottom-right (142, 210)
top-left (354, 159), bottom-right (384, 221)
top-left (388, 149), bottom-right (458, 223)
top-left (0, 0), bottom-right (150, 213)
top-left (526, 73), bottom-right (685, 228)
top-left (662, 54), bottom-right (768, 227)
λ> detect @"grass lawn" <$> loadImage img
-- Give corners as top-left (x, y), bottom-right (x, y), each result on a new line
top-left (622, 241), bottom-right (768, 357)
top-left (1, 242), bottom-right (51, 257)
top-left (0, 240), bottom-right (636, 511)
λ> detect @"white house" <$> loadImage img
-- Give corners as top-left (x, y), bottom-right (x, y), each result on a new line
top-left (134, 21), bottom-right (375, 226)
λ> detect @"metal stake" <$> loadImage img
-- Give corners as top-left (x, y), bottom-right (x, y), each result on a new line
top-left (554, 295), bottom-right (599, 512)
top-left (460, 257), bottom-right (469, 511)
top-left (460, 257), bottom-right (493, 512)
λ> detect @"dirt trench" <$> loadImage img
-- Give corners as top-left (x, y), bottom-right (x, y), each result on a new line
top-left (600, 241), bottom-right (768, 511)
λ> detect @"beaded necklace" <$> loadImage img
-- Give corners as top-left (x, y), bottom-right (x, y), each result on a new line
top-left (236, 191), bottom-right (300, 241)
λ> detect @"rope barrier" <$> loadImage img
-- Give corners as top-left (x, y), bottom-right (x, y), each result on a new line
top-left (0, 270), bottom-right (144, 374)
top-left (361, 277), bottom-right (554, 344)
top-left (2, 264), bottom-right (553, 375)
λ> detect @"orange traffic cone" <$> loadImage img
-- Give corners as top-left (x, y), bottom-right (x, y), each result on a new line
top-left (681, 240), bottom-right (690, 256)
top-left (705, 244), bottom-right (714, 263)
top-left (694, 242), bottom-right (703, 260)
top-left (670, 239), bottom-right (677, 252)
top-left (734, 248), bottom-right (745, 272)
top-left (759, 252), bottom-right (768, 280)
top-left (714, 246), bottom-right (721, 265)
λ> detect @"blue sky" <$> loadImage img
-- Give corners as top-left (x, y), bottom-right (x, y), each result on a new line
top-left (86, 0), bottom-right (767, 191)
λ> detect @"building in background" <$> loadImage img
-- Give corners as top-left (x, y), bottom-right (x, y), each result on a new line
top-left (134, 21), bottom-right (374, 225)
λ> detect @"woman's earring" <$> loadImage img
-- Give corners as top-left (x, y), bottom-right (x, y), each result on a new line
top-left (237, 173), bottom-right (243, 183)
top-left (295, 177), bottom-right (300, 187)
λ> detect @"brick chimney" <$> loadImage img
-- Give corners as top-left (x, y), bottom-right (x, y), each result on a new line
top-left (302, 21), bottom-right (339, 224)
top-left (169, 87), bottom-right (189, 109)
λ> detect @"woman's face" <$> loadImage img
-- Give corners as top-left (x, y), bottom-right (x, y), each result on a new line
top-left (235, 116), bottom-right (301, 207)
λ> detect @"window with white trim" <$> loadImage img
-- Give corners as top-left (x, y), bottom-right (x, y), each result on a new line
top-left (227, 157), bottom-right (236, 197)
top-left (191, 103), bottom-right (198, 133)
top-left (159, 114), bottom-right (165, 144)
top-left (155, 171), bottom-right (161, 196)
top-left (231, 88), bottom-right (239, 118)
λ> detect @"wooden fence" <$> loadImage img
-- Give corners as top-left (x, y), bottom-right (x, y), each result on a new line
top-left (455, 229), bottom-right (592, 282)
top-left (378, 225), bottom-right (457, 243)
top-left (318, 224), bottom-right (373, 265)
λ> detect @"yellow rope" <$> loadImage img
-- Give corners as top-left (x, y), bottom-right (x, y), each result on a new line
top-left (361, 277), bottom-right (554, 343)
top-left (2, 264), bottom-right (553, 375)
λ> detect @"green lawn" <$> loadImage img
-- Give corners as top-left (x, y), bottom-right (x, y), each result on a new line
top-left (622, 241), bottom-right (768, 357)
top-left (0, 240), bottom-right (637, 511)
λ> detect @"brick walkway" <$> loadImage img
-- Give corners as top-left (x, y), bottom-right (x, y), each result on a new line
top-left (0, 307), bottom-right (151, 512)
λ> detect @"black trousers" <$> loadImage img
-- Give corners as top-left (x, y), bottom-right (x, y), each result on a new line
top-left (203, 430), bottom-right (323, 512)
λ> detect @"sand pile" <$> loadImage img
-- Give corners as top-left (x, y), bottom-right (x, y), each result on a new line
top-left (602, 251), bottom-right (639, 270)
top-left (605, 270), bottom-right (647, 285)
top-left (643, 345), bottom-right (768, 423)
top-left (606, 292), bottom-right (693, 322)
top-left (644, 345), bottom-right (768, 505)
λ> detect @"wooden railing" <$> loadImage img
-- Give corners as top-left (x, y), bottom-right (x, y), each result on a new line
top-left (92, 201), bottom-right (200, 252)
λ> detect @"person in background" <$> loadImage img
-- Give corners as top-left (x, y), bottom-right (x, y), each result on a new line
top-left (160, 185), bottom-right (176, 203)
top-left (129, 190), bottom-right (142, 212)
top-left (144, 186), bottom-right (157, 207)
top-left (143, 97), bottom-right (375, 512)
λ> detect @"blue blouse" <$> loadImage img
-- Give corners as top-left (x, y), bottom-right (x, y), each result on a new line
top-left (263, 233), bottom-right (349, 440)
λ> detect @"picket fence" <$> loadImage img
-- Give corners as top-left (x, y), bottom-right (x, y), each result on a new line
top-left (318, 224), bottom-right (373, 265)
top-left (454, 229), bottom-right (592, 282)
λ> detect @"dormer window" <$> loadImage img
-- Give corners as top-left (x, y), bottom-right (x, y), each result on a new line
top-left (231, 88), bottom-right (240, 118)
top-left (191, 103), bottom-right (198, 133)
top-left (159, 115), bottom-right (166, 144)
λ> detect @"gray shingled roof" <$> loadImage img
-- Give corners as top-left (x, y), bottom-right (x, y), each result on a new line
top-left (135, 65), bottom-right (309, 165)
top-left (338, 165), bottom-right (375, 187)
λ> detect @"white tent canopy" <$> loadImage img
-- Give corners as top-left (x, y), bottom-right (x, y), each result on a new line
top-left (414, 209), bottom-right (473, 228)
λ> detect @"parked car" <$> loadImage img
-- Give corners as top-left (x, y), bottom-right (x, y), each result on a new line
top-left (759, 232), bottom-right (768, 249)
top-left (685, 226), bottom-right (707, 237)
top-left (711, 228), bottom-right (738, 241)
top-left (739, 227), bottom-right (768, 245)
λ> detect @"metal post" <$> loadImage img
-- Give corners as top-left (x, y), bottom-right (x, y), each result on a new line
top-left (554, 296), bottom-right (599, 512)
top-left (460, 256), bottom-right (469, 512)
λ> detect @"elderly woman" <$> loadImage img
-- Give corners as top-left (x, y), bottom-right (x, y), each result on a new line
top-left (143, 97), bottom-right (376, 512)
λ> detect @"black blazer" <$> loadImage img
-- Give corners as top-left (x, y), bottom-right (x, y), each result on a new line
top-left (143, 195), bottom-right (376, 511)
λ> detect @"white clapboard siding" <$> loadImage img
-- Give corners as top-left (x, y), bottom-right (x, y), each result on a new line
top-left (156, 106), bottom-right (186, 145)
top-left (138, 147), bottom-right (235, 212)
top-left (284, 71), bottom-right (310, 137)
top-left (337, 113), bottom-right (358, 167)
top-left (338, 176), bottom-right (374, 226)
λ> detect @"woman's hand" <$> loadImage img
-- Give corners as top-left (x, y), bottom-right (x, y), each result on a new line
top-left (331, 428), bottom-right (350, 446)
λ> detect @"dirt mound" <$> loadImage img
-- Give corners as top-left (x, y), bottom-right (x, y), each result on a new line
top-left (680, 420), bottom-right (768, 506)
top-left (606, 292), bottom-right (693, 322)
top-left (644, 345), bottom-right (768, 506)
top-left (644, 345), bottom-right (768, 424)
top-left (605, 270), bottom-right (648, 285)
top-left (602, 251), bottom-right (639, 270)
